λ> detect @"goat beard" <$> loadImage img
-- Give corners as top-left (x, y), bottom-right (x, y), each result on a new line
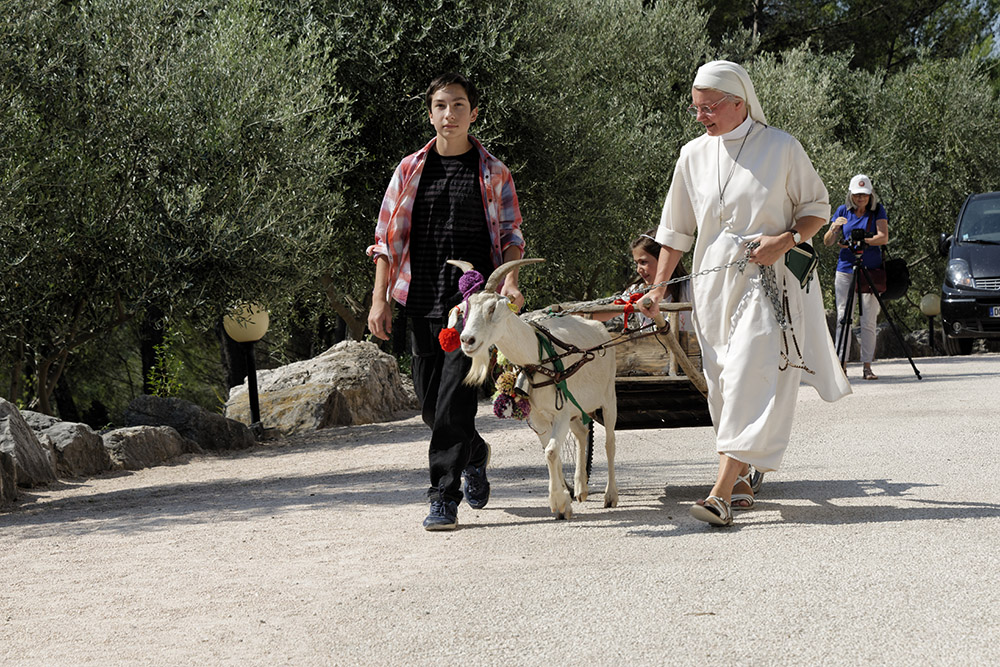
top-left (464, 347), bottom-right (492, 386)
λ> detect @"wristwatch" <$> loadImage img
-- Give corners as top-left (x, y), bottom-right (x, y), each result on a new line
top-left (790, 230), bottom-right (802, 245)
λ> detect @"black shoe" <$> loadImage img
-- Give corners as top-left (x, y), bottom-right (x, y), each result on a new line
top-left (462, 444), bottom-right (491, 509)
top-left (423, 499), bottom-right (458, 531)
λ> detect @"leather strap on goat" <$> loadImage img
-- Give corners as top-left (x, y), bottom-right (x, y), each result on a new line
top-left (521, 320), bottom-right (669, 423)
top-left (527, 331), bottom-right (592, 425)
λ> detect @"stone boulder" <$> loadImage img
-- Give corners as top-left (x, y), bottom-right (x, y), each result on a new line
top-left (0, 399), bottom-right (58, 487)
top-left (102, 426), bottom-right (201, 471)
top-left (225, 340), bottom-right (418, 436)
top-left (41, 422), bottom-right (114, 478)
top-left (1, 447), bottom-right (15, 506)
top-left (20, 410), bottom-right (61, 432)
top-left (124, 395), bottom-right (256, 451)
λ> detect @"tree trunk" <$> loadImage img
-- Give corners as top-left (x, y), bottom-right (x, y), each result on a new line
top-left (320, 274), bottom-right (367, 340)
top-left (35, 350), bottom-right (68, 416)
top-left (53, 372), bottom-right (81, 422)
top-left (7, 331), bottom-right (25, 403)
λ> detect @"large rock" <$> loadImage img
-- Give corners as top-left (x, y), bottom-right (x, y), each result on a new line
top-left (20, 410), bottom-right (61, 432)
top-left (0, 399), bottom-right (58, 487)
top-left (102, 426), bottom-right (200, 471)
top-left (124, 395), bottom-right (256, 451)
top-left (42, 422), bottom-right (114, 478)
top-left (0, 447), bottom-right (15, 506)
top-left (225, 340), bottom-right (418, 435)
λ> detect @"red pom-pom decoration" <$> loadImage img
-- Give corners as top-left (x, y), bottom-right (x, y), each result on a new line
top-left (438, 327), bottom-right (461, 352)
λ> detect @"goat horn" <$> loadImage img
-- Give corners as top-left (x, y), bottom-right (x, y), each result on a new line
top-left (445, 260), bottom-right (475, 273)
top-left (484, 258), bottom-right (545, 293)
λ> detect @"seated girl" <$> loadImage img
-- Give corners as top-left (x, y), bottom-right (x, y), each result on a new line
top-left (602, 229), bottom-right (693, 332)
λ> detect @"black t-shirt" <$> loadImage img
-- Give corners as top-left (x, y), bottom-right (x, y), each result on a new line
top-left (407, 147), bottom-right (494, 318)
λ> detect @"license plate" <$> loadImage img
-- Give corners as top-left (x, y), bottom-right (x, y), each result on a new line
top-left (991, 307), bottom-right (1000, 317)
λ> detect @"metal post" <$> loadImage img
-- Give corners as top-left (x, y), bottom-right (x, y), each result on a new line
top-left (243, 341), bottom-right (261, 430)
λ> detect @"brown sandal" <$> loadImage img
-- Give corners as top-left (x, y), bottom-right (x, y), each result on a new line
top-left (863, 367), bottom-right (879, 381)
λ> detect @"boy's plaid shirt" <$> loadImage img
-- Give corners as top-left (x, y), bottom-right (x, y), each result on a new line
top-left (366, 136), bottom-right (524, 305)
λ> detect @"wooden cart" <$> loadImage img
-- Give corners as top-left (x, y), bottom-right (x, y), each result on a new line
top-left (534, 301), bottom-right (710, 430)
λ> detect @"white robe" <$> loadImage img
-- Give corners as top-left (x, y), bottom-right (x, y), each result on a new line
top-left (656, 118), bottom-right (851, 471)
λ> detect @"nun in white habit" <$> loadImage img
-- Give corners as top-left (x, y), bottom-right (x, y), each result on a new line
top-left (639, 60), bottom-right (851, 527)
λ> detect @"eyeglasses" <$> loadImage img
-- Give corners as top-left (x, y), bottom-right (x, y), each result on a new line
top-left (686, 96), bottom-right (733, 118)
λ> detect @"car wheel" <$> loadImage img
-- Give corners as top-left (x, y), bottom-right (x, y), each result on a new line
top-left (943, 334), bottom-right (974, 355)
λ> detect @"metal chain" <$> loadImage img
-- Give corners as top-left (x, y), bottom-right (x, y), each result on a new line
top-left (535, 241), bottom-right (812, 375)
top-left (547, 250), bottom-right (755, 318)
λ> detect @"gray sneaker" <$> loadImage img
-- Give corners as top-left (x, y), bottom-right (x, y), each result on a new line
top-left (423, 499), bottom-right (458, 531)
top-left (462, 443), bottom-right (491, 509)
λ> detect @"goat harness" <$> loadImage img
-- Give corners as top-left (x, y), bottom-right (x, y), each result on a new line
top-left (520, 321), bottom-right (669, 424)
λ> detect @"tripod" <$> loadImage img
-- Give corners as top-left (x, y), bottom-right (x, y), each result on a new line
top-left (835, 243), bottom-right (922, 380)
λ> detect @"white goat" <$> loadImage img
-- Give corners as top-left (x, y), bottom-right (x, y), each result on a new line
top-left (448, 258), bottom-right (618, 520)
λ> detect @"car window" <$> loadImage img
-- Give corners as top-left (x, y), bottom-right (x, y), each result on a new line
top-left (959, 200), bottom-right (1000, 241)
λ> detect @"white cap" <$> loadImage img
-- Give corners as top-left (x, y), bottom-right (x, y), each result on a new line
top-left (850, 174), bottom-right (873, 194)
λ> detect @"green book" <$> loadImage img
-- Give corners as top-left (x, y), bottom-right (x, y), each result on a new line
top-left (785, 242), bottom-right (819, 289)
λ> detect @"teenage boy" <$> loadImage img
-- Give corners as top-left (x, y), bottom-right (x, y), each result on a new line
top-left (366, 72), bottom-right (525, 531)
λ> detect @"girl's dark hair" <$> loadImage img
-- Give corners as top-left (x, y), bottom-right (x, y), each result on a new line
top-left (629, 229), bottom-right (688, 301)
top-left (425, 72), bottom-right (480, 110)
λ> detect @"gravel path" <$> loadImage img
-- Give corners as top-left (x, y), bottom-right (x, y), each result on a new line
top-left (2, 354), bottom-right (999, 666)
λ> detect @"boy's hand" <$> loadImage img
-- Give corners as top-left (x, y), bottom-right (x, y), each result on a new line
top-left (367, 300), bottom-right (393, 340)
top-left (500, 284), bottom-right (525, 312)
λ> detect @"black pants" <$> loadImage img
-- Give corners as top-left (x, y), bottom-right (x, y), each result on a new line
top-left (410, 317), bottom-right (489, 504)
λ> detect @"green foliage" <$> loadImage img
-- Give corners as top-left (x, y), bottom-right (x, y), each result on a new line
top-left (147, 328), bottom-right (184, 398)
top-left (697, 0), bottom-right (1000, 73)
top-left (496, 0), bottom-right (714, 303)
top-left (0, 0), bottom-right (355, 412)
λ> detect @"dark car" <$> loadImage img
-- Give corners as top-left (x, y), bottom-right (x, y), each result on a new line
top-left (938, 191), bottom-right (1000, 354)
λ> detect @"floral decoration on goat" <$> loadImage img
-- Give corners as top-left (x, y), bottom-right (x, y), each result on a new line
top-left (492, 351), bottom-right (530, 420)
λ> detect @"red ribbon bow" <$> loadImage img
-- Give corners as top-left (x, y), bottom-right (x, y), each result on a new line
top-left (613, 292), bottom-right (645, 332)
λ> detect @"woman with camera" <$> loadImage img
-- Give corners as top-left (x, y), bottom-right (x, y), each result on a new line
top-left (823, 174), bottom-right (889, 380)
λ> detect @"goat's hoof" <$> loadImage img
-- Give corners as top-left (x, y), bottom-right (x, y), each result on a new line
top-left (604, 496), bottom-right (618, 508)
top-left (575, 491), bottom-right (588, 502)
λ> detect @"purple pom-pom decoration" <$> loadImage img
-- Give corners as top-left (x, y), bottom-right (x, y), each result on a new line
top-left (458, 270), bottom-right (485, 298)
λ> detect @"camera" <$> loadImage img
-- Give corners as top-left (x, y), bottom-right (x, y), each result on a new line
top-left (850, 228), bottom-right (874, 243)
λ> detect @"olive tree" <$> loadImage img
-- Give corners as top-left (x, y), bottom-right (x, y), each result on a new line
top-left (0, 0), bottom-right (355, 414)
top-left (501, 0), bottom-right (715, 304)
